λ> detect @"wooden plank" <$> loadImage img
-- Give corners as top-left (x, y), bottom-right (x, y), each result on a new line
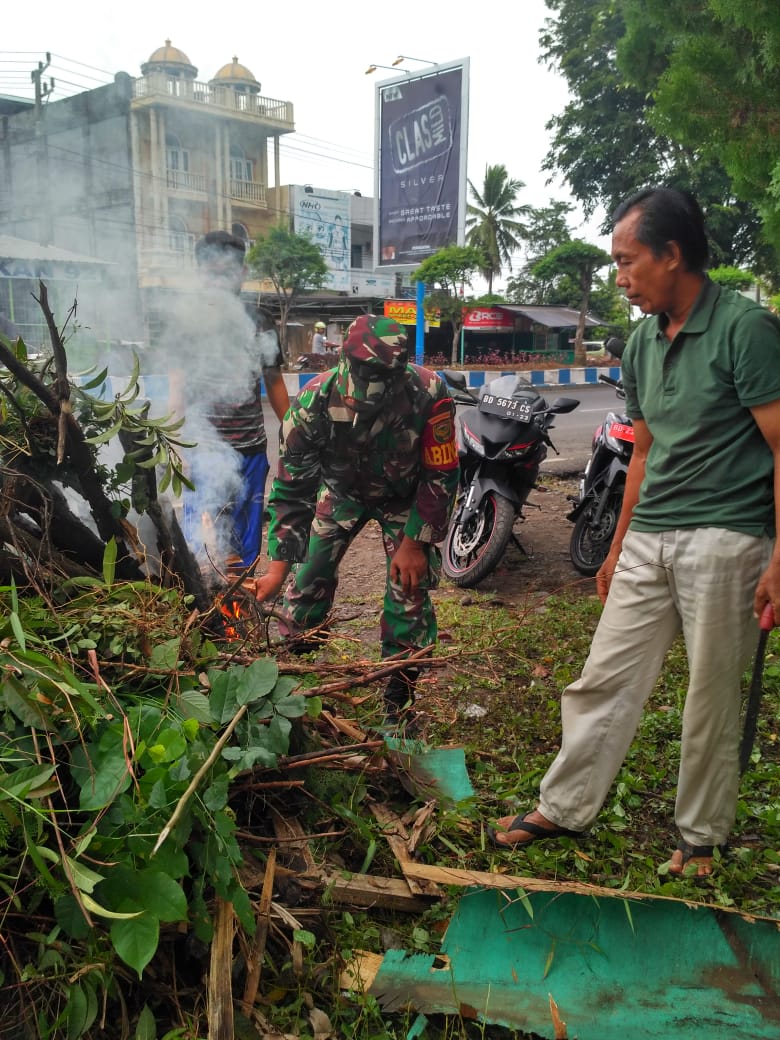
top-left (207, 897), bottom-right (235, 1040)
top-left (369, 802), bottom-right (442, 898)
top-left (321, 870), bottom-right (436, 912)
top-left (400, 861), bottom-right (780, 920)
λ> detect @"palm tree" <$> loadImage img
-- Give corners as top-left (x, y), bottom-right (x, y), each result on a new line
top-left (465, 164), bottom-right (529, 293)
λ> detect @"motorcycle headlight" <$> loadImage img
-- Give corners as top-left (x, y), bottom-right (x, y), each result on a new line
top-left (505, 439), bottom-right (537, 455)
top-left (460, 420), bottom-right (484, 457)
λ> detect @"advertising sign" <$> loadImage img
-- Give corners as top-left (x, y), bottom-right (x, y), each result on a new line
top-left (384, 300), bottom-right (418, 325)
top-left (384, 300), bottom-right (441, 327)
top-left (463, 307), bottom-right (516, 331)
top-left (292, 186), bottom-right (351, 292)
top-left (375, 59), bottom-right (469, 268)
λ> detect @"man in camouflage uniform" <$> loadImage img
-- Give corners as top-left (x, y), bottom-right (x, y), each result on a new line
top-left (251, 314), bottom-right (458, 717)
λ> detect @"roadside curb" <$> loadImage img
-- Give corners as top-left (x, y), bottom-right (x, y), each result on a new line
top-left (282, 366), bottom-right (622, 396)
top-left (82, 367), bottom-right (622, 403)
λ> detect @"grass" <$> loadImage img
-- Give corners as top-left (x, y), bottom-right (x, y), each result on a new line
top-left (303, 582), bottom-right (780, 918)
top-left (248, 580), bottom-right (780, 1036)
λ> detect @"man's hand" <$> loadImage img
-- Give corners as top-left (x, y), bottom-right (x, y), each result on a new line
top-left (595, 544), bottom-right (621, 605)
top-left (754, 554), bottom-right (780, 624)
top-left (390, 537), bottom-right (429, 595)
top-left (245, 561), bottom-right (291, 603)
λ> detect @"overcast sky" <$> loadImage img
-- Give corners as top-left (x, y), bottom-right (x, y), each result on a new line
top-left (5, 0), bottom-right (609, 258)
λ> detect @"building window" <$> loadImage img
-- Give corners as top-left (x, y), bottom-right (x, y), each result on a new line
top-left (232, 223), bottom-right (250, 249)
top-left (169, 216), bottom-right (190, 253)
top-left (229, 145), bottom-right (253, 183)
top-left (166, 134), bottom-right (189, 173)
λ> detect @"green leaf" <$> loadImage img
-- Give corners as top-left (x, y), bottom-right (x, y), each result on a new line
top-left (65, 981), bottom-right (98, 1040)
top-left (9, 611), bottom-right (26, 652)
top-left (203, 779), bottom-right (229, 812)
top-left (111, 912), bottom-right (159, 978)
top-left (0, 763), bottom-right (57, 799)
top-left (134, 1006), bottom-right (157, 1040)
top-left (81, 892), bottom-right (144, 920)
top-left (54, 892), bottom-right (92, 940)
top-left (272, 676), bottom-right (300, 699)
top-left (136, 448), bottom-right (167, 469)
top-left (79, 367), bottom-right (110, 390)
top-left (273, 694), bottom-right (307, 719)
top-left (293, 928), bottom-right (316, 948)
top-left (64, 854), bottom-right (104, 894)
top-left (72, 743), bottom-right (132, 811)
top-left (1, 675), bottom-right (54, 729)
top-left (148, 638), bottom-right (181, 672)
top-left (235, 657), bottom-right (280, 705)
top-left (135, 870), bottom-right (187, 923)
top-left (102, 539), bottom-right (117, 586)
top-left (84, 417), bottom-right (124, 446)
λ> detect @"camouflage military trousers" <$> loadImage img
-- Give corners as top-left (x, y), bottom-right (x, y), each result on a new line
top-left (281, 496), bottom-right (441, 659)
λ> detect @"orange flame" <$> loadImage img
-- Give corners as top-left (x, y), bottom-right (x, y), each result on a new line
top-left (219, 597), bottom-right (244, 641)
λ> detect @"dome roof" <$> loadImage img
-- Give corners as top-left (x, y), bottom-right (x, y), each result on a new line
top-left (211, 57), bottom-right (260, 91)
top-left (141, 40), bottom-right (197, 78)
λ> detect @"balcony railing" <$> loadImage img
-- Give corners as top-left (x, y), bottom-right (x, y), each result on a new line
top-left (166, 169), bottom-right (207, 193)
top-left (133, 74), bottom-right (294, 125)
top-left (230, 179), bottom-right (266, 205)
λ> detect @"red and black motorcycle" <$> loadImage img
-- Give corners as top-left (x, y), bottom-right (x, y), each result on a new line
top-left (567, 359), bottom-right (634, 576)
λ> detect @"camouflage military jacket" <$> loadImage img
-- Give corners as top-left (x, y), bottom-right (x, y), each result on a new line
top-left (266, 364), bottom-right (458, 563)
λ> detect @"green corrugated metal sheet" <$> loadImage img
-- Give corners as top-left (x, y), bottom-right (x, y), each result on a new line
top-left (372, 887), bottom-right (780, 1039)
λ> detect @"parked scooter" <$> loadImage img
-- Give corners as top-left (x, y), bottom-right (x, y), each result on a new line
top-left (441, 370), bottom-right (580, 587)
top-left (567, 338), bottom-right (633, 576)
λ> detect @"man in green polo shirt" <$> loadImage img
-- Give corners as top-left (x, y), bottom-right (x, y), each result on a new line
top-left (489, 187), bottom-right (780, 879)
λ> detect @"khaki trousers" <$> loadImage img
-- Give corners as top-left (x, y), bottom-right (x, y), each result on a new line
top-left (539, 528), bottom-right (773, 846)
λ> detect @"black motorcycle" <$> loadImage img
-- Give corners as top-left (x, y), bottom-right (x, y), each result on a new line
top-left (441, 370), bottom-right (580, 588)
top-left (567, 369), bottom-right (634, 576)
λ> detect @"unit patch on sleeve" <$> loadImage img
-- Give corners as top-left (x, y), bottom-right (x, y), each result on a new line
top-left (421, 406), bottom-right (458, 470)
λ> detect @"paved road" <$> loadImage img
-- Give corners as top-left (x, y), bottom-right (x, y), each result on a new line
top-left (263, 383), bottom-right (624, 482)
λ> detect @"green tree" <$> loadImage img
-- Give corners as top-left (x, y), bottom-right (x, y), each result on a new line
top-left (531, 240), bottom-right (612, 364)
top-left (465, 164), bottom-right (529, 294)
top-left (412, 245), bottom-right (486, 365)
top-left (539, 0), bottom-right (775, 277)
top-left (708, 266), bottom-right (755, 293)
top-left (246, 225), bottom-right (329, 361)
top-left (618, 0), bottom-right (780, 260)
top-left (505, 201), bottom-right (574, 304)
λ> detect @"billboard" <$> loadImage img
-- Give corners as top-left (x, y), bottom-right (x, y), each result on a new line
top-left (374, 59), bottom-right (469, 269)
top-left (292, 186), bottom-right (351, 292)
top-left (384, 300), bottom-right (441, 327)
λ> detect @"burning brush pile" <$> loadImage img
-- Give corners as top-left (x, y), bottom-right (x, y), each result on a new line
top-left (0, 291), bottom-right (450, 1038)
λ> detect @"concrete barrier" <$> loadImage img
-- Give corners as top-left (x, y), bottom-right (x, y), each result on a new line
top-left (77, 366), bottom-right (623, 405)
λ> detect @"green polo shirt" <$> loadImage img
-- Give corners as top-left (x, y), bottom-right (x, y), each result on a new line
top-left (622, 278), bottom-right (780, 537)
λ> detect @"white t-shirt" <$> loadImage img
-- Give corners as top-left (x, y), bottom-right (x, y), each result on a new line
top-left (312, 331), bottom-right (327, 354)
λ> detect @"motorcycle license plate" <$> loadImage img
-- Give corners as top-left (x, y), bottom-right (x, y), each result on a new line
top-left (611, 422), bottom-right (634, 442)
top-left (479, 394), bottom-right (533, 422)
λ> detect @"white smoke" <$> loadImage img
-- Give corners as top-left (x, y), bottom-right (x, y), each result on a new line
top-left (154, 266), bottom-right (265, 574)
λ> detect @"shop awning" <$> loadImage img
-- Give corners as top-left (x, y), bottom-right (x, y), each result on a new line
top-left (497, 305), bottom-right (604, 328)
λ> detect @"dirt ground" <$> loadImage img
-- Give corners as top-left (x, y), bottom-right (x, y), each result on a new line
top-left (326, 471), bottom-right (595, 625)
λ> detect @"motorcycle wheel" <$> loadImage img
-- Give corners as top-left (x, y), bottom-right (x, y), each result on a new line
top-left (442, 491), bottom-right (516, 588)
top-left (569, 488), bottom-right (623, 576)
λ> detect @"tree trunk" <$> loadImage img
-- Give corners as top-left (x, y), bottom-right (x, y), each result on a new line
top-left (573, 267), bottom-right (593, 366)
top-left (450, 321), bottom-right (461, 366)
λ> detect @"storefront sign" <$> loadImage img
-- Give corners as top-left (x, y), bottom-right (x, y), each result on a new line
top-left (384, 300), bottom-right (441, 327)
top-left (463, 307), bottom-right (515, 331)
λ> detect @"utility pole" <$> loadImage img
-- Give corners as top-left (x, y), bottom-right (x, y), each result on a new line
top-left (31, 53), bottom-right (55, 243)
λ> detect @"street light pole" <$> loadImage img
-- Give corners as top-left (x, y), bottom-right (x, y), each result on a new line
top-left (365, 64), bottom-right (410, 76)
top-left (392, 55), bottom-right (437, 67)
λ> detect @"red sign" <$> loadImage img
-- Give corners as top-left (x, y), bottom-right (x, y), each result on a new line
top-left (463, 307), bottom-right (515, 330)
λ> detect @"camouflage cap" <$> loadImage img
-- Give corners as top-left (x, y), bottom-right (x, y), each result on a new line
top-left (336, 314), bottom-right (409, 412)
